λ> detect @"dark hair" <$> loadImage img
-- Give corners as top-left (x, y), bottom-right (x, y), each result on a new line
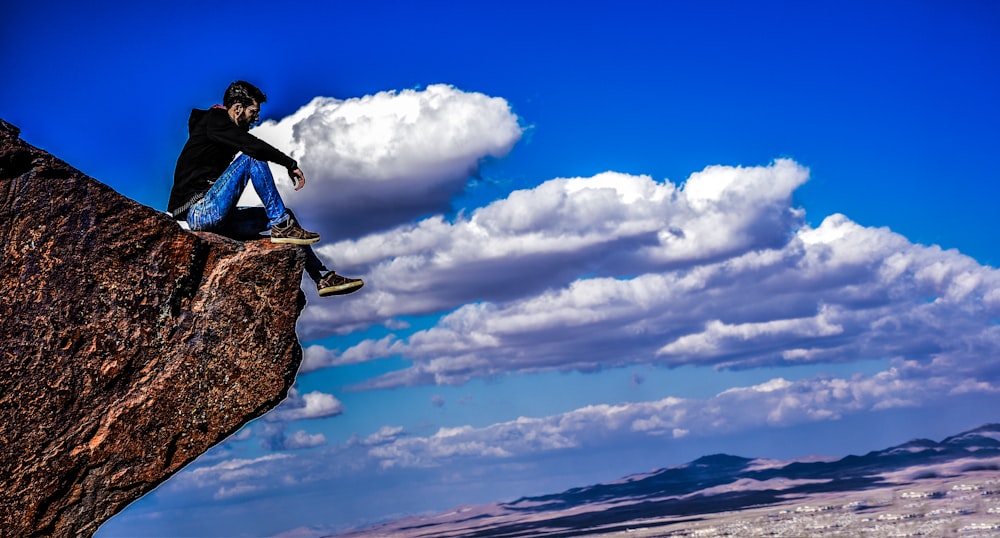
top-left (224, 80), bottom-right (267, 108)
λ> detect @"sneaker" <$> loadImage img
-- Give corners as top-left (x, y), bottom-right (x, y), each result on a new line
top-left (317, 271), bottom-right (364, 296)
top-left (270, 215), bottom-right (320, 245)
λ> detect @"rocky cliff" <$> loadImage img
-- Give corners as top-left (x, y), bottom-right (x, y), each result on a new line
top-left (0, 119), bottom-right (308, 537)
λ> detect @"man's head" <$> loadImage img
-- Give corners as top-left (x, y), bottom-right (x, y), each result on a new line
top-left (224, 80), bottom-right (267, 130)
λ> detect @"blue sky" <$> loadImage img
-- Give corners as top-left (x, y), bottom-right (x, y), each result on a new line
top-left (4, 1), bottom-right (999, 536)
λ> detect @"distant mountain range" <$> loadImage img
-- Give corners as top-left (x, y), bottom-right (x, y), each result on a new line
top-left (334, 424), bottom-right (1000, 537)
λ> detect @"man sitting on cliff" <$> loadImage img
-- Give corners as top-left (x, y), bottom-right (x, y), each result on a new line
top-left (167, 80), bottom-right (363, 296)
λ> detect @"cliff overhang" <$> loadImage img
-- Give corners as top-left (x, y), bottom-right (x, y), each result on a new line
top-left (0, 119), bottom-right (307, 537)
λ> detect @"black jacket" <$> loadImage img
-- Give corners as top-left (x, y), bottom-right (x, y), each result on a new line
top-left (167, 107), bottom-right (297, 219)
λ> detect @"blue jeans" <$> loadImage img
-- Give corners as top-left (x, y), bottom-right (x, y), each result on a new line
top-left (186, 155), bottom-right (329, 282)
top-left (187, 154), bottom-right (288, 231)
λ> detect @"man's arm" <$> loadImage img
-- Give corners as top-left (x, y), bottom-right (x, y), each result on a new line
top-left (204, 110), bottom-right (299, 173)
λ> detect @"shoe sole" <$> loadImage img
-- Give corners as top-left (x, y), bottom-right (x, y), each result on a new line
top-left (318, 280), bottom-right (364, 297)
top-left (271, 236), bottom-right (320, 245)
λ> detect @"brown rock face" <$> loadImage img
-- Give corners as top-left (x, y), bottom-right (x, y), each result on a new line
top-left (0, 119), bottom-right (307, 537)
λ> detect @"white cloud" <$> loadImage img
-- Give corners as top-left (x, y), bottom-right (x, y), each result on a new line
top-left (241, 84), bottom-right (522, 237)
top-left (361, 365), bottom-right (999, 470)
top-left (357, 425), bottom-right (405, 447)
top-left (214, 483), bottom-right (263, 500)
top-left (283, 430), bottom-right (327, 450)
top-left (160, 369), bottom-right (999, 511)
top-left (312, 205), bottom-right (999, 389)
top-left (300, 337), bottom-right (401, 374)
top-left (157, 452), bottom-right (330, 505)
top-left (298, 160), bottom-right (809, 338)
top-left (170, 454), bottom-right (293, 492)
top-left (299, 345), bottom-right (336, 374)
top-left (656, 305), bottom-right (845, 357)
top-left (268, 389), bottom-right (344, 422)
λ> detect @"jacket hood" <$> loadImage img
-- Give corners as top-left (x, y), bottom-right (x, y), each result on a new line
top-left (187, 108), bottom-right (208, 134)
top-left (187, 107), bottom-right (229, 134)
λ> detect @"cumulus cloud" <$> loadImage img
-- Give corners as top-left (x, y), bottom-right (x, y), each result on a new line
top-left (283, 430), bottom-right (327, 450)
top-left (289, 158), bottom-right (1000, 395)
top-left (299, 159), bottom-right (808, 338)
top-left (376, 217), bottom-right (1000, 386)
top-left (268, 388), bottom-right (344, 422)
top-left (241, 84), bottom-right (523, 237)
top-left (299, 344), bottom-right (337, 374)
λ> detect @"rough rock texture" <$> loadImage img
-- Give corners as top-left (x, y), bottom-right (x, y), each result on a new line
top-left (0, 119), bottom-right (307, 537)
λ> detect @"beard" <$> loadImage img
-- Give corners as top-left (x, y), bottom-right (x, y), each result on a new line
top-left (236, 114), bottom-right (252, 131)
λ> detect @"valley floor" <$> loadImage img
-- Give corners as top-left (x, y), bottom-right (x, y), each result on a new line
top-left (587, 469), bottom-right (1000, 538)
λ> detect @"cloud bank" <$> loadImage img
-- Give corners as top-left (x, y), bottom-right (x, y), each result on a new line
top-left (362, 365), bottom-right (999, 470)
top-left (300, 159), bottom-right (808, 337)
top-left (297, 160), bottom-right (999, 393)
top-left (242, 84), bottom-right (523, 237)
top-left (159, 362), bottom-right (999, 504)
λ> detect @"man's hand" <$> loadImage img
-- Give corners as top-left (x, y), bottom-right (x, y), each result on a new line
top-left (289, 167), bottom-right (306, 191)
